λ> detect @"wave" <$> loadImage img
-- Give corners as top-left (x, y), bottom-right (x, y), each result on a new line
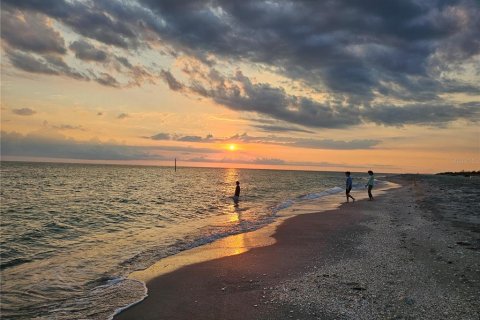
top-left (273, 199), bottom-right (295, 212)
top-left (271, 186), bottom-right (344, 213)
top-left (299, 186), bottom-right (344, 200)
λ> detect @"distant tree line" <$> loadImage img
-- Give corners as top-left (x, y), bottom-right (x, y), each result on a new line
top-left (436, 170), bottom-right (480, 177)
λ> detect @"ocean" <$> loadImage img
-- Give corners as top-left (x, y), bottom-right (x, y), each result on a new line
top-left (1, 161), bottom-right (372, 319)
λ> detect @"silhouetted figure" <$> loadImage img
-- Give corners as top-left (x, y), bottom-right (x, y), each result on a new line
top-left (345, 171), bottom-right (355, 203)
top-left (233, 181), bottom-right (240, 206)
top-left (365, 170), bottom-right (374, 200)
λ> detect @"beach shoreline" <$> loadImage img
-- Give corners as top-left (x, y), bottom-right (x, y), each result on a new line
top-left (114, 176), bottom-right (479, 320)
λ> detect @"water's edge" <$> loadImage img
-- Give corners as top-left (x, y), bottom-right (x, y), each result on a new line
top-left (111, 180), bottom-right (400, 319)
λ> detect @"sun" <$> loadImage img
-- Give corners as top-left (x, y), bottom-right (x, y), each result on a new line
top-left (228, 144), bottom-right (237, 151)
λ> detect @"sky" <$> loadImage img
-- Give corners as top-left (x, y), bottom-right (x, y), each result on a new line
top-left (1, 0), bottom-right (479, 173)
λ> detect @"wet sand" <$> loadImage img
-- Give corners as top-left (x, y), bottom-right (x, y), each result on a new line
top-left (114, 177), bottom-right (479, 319)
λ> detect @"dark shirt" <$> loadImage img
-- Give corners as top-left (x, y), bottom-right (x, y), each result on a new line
top-left (235, 185), bottom-right (240, 197)
top-left (346, 176), bottom-right (352, 189)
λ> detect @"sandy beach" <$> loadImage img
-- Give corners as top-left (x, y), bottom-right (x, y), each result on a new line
top-left (114, 176), bottom-right (479, 320)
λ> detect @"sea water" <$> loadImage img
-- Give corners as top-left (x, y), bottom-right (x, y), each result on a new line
top-left (0, 162), bottom-right (371, 319)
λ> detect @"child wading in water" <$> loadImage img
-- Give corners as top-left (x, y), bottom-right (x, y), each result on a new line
top-left (366, 170), bottom-right (374, 200)
top-left (233, 181), bottom-right (240, 206)
top-left (345, 171), bottom-right (355, 202)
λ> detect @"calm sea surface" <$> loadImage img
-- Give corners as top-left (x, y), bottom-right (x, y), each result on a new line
top-left (1, 162), bottom-right (369, 319)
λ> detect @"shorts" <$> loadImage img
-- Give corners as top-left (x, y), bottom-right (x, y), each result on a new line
top-left (346, 187), bottom-right (352, 194)
top-left (233, 195), bottom-right (239, 203)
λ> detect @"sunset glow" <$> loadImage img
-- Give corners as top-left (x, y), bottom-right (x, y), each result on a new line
top-left (1, 0), bottom-right (479, 173)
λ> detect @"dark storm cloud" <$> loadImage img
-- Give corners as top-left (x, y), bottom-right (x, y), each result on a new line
top-left (69, 40), bottom-right (108, 62)
top-left (138, 0), bottom-right (480, 101)
top-left (12, 108), bottom-right (36, 116)
top-left (179, 69), bottom-right (480, 128)
top-left (3, 0), bottom-right (480, 127)
top-left (185, 70), bottom-right (362, 129)
top-left (139, 0), bottom-right (479, 126)
top-left (2, 0), bottom-right (142, 49)
top-left (1, 10), bottom-right (66, 54)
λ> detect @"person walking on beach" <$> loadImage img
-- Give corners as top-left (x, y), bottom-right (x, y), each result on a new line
top-left (365, 170), bottom-right (374, 200)
top-left (345, 171), bottom-right (355, 203)
top-left (233, 181), bottom-right (240, 206)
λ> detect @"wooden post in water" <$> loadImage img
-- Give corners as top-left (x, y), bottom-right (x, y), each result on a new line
top-left (174, 158), bottom-right (177, 172)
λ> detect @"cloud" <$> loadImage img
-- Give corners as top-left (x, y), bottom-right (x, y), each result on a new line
top-left (185, 156), bottom-right (286, 165)
top-left (160, 70), bottom-right (184, 91)
top-left (150, 132), bottom-right (171, 140)
top-left (181, 69), bottom-right (480, 128)
top-left (252, 124), bottom-right (314, 134)
top-left (12, 108), bottom-right (36, 116)
top-left (5, 49), bottom-right (88, 80)
top-left (185, 155), bottom-right (399, 170)
top-left (117, 113), bottom-right (129, 119)
top-left (115, 56), bottom-right (132, 69)
top-left (52, 124), bottom-right (86, 131)
top-left (252, 158), bottom-right (286, 165)
top-left (2, 0), bottom-right (143, 49)
top-left (1, 130), bottom-right (219, 161)
top-left (224, 133), bottom-right (381, 150)
top-left (148, 133), bottom-right (214, 142)
top-left (0, 131), bottom-right (155, 160)
top-left (96, 72), bottom-right (120, 87)
top-left (362, 102), bottom-right (480, 127)
top-left (177, 135), bottom-right (213, 142)
top-left (147, 131), bottom-right (380, 150)
top-left (6, 49), bottom-right (60, 75)
top-left (69, 40), bottom-right (108, 62)
top-left (137, 0), bottom-right (479, 99)
top-left (127, 65), bottom-right (156, 87)
top-left (291, 139), bottom-right (380, 150)
top-left (5, 47), bottom-right (148, 88)
top-left (1, 10), bottom-right (66, 54)
top-left (182, 69), bottom-right (363, 128)
top-left (2, 0), bottom-right (479, 128)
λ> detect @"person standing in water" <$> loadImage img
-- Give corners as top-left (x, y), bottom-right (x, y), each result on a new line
top-left (365, 170), bottom-right (374, 200)
top-left (233, 181), bottom-right (240, 206)
top-left (345, 171), bottom-right (355, 203)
